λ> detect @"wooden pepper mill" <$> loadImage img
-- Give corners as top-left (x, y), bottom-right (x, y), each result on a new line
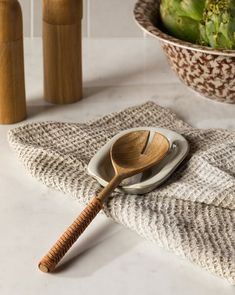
top-left (0, 0), bottom-right (26, 124)
top-left (43, 0), bottom-right (83, 104)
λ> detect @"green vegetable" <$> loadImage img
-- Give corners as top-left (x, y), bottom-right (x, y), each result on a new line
top-left (159, 0), bottom-right (235, 49)
top-left (200, 0), bottom-right (235, 49)
top-left (160, 0), bottom-right (206, 43)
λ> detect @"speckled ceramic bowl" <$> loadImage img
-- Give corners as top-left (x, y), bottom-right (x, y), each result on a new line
top-left (134, 0), bottom-right (235, 104)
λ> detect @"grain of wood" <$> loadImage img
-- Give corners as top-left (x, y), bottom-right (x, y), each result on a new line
top-left (43, 0), bottom-right (83, 104)
top-left (0, 0), bottom-right (26, 124)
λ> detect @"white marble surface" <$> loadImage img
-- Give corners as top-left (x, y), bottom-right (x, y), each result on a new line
top-left (0, 37), bottom-right (234, 295)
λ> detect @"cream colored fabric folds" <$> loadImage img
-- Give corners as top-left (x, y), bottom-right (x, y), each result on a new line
top-left (8, 102), bottom-right (235, 283)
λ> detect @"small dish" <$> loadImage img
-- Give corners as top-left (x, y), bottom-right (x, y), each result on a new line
top-left (87, 127), bottom-right (189, 194)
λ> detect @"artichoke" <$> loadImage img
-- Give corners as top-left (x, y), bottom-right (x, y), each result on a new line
top-left (160, 0), bottom-right (235, 49)
top-left (160, 0), bottom-right (206, 43)
top-left (200, 0), bottom-right (235, 49)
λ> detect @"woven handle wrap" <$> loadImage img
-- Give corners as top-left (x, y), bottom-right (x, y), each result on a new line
top-left (38, 197), bottom-right (102, 273)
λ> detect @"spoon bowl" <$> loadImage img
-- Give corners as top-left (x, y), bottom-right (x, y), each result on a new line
top-left (111, 131), bottom-right (169, 177)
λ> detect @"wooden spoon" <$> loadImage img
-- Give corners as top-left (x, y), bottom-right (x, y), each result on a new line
top-left (38, 130), bottom-right (169, 273)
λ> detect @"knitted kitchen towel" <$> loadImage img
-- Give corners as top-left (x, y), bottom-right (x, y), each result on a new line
top-left (8, 102), bottom-right (235, 283)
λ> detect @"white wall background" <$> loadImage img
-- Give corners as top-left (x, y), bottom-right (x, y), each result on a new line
top-left (20, 0), bottom-right (144, 38)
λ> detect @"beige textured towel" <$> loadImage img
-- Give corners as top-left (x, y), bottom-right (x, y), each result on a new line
top-left (8, 102), bottom-right (235, 283)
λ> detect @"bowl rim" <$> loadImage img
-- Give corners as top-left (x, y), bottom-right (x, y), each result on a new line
top-left (134, 0), bottom-right (235, 57)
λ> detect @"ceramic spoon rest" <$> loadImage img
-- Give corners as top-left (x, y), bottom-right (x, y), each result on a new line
top-left (88, 127), bottom-right (189, 194)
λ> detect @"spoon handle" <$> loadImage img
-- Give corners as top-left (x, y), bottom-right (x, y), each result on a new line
top-left (38, 176), bottom-right (121, 273)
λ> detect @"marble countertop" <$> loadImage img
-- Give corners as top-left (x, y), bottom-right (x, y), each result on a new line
top-left (0, 37), bottom-right (234, 295)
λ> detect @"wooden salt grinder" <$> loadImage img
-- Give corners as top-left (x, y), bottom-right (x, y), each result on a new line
top-left (0, 0), bottom-right (26, 124)
top-left (43, 0), bottom-right (83, 104)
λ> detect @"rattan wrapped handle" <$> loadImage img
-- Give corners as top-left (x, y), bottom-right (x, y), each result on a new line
top-left (38, 176), bottom-right (121, 273)
top-left (38, 197), bottom-right (102, 273)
